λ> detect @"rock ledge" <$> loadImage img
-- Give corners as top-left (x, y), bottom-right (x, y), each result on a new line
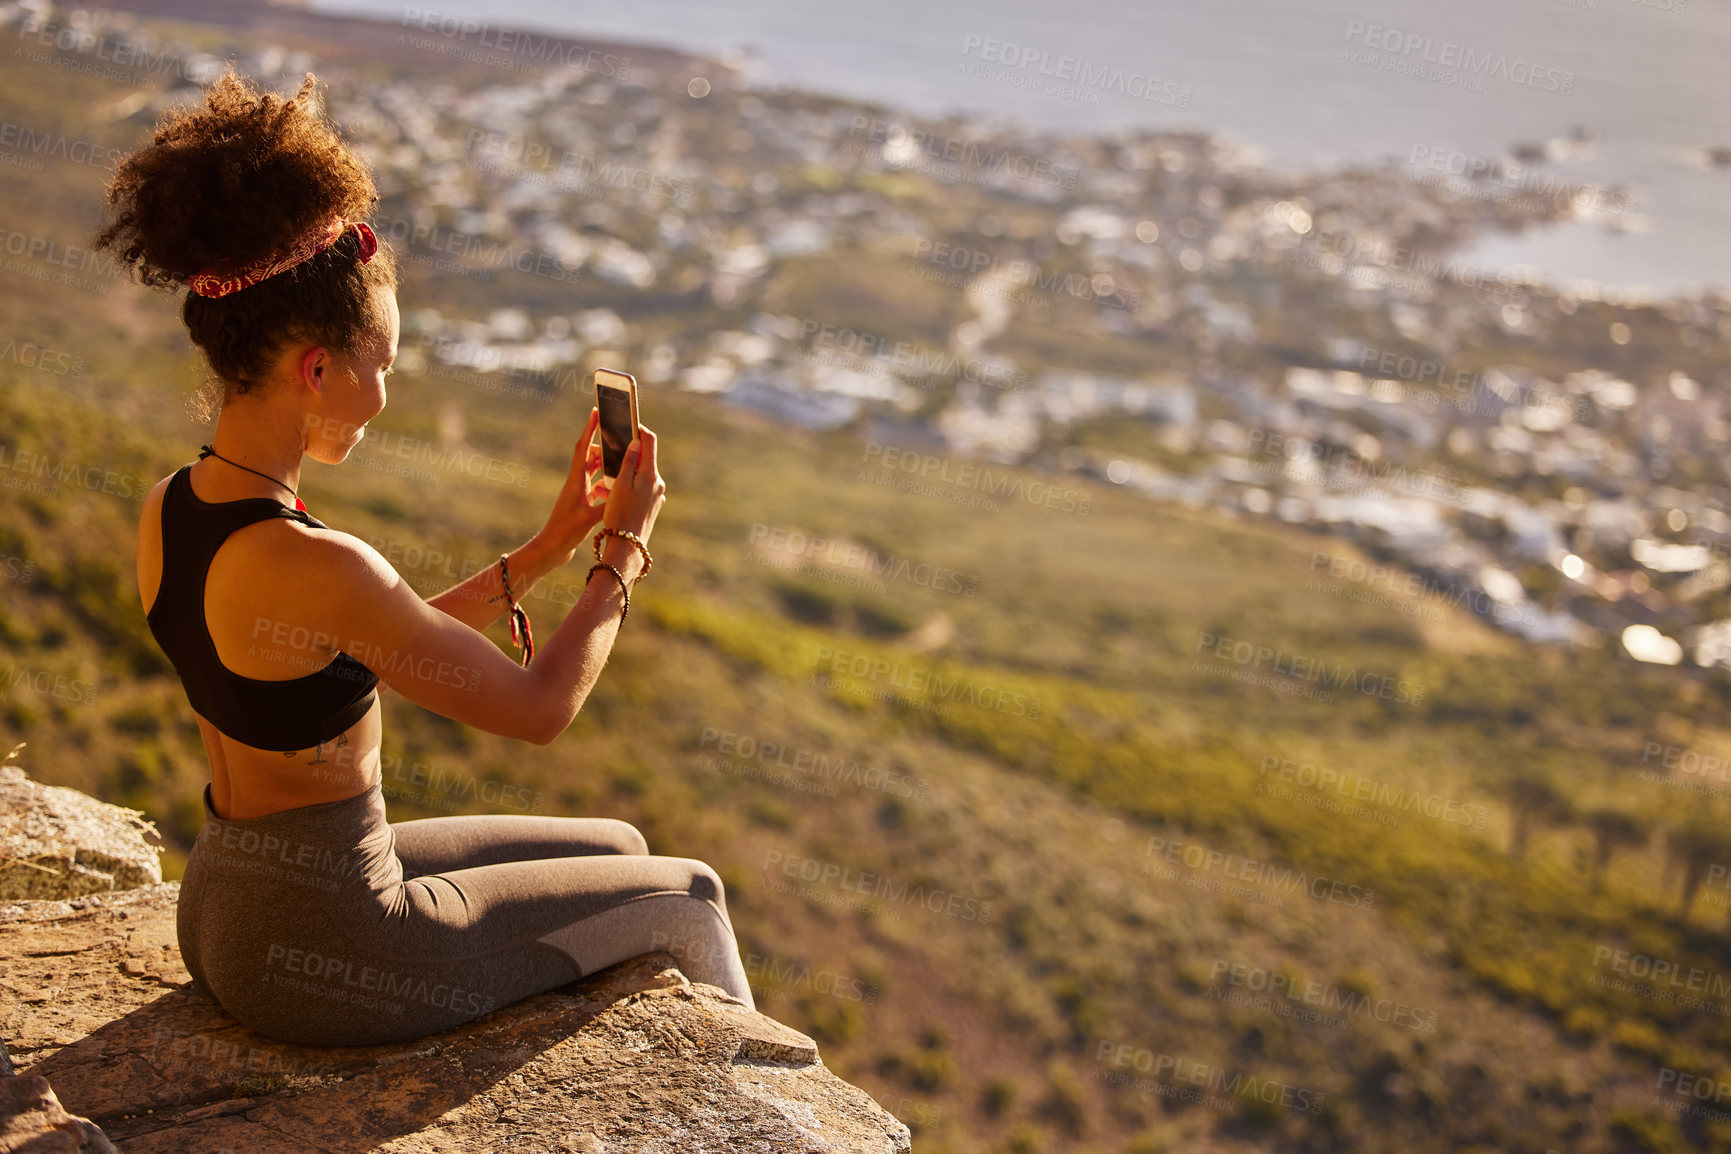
top-left (0, 754), bottom-right (163, 901)
top-left (2, 883), bottom-right (910, 1152)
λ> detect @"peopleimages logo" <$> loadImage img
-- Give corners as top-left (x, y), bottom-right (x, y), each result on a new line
top-left (799, 318), bottom-right (1028, 391)
top-left (811, 646), bottom-right (1043, 719)
top-left (960, 35), bottom-right (1192, 107)
top-left (0, 228), bottom-right (124, 280)
top-left (356, 429), bottom-right (531, 488)
top-left (1304, 553), bottom-right (1536, 628)
top-left (744, 952), bottom-right (879, 1004)
top-left (698, 727), bottom-right (930, 800)
top-left (0, 664), bottom-right (96, 705)
top-left (148, 1022), bottom-right (342, 1083)
top-left (0, 121), bottom-right (124, 171)
top-left (1247, 428), bottom-right (1462, 502)
top-left (845, 117), bottom-right (1079, 189)
top-left (1642, 741), bottom-right (1731, 782)
top-left (762, 849), bottom-right (994, 924)
top-left (1294, 229), bottom-right (1528, 305)
top-left (373, 213), bottom-right (585, 282)
top-left (12, 20), bottom-right (191, 80)
top-left (1407, 144), bottom-right (1638, 222)
top-left (0, 447), bottom-right (147, 501)
top-left (1193, 631), bottom-right (1426, 706)
top-left (1592, 945), bottom-right (1731, 998)
top-left (400, 7), bottom-right (629, 76)
top-left (463, 131), bottom-right (693, 206)
top-left (263, 944), bottom-right (498, 1016)
top-left (1659, 1066), bottom-right (1731, 1108)
top-left (1342, 21), bottom-right (1575, 94)
top-left (1258, 753), bottom-right (1490, 830)
top-left (910, 238), bottom-right (1138, 310)
top-left (1094, 1042), bottom-right (1327, 1115)
top-left (0, 337), bottom-right (82, 377)
top-left (749, 524), bottom-right (979, 597)
top-left (1209, 957), bottom-right (1440, 1033)
top-left (861, 443), bottom-right (1091, 516)
top-left (1142, 834), bottom-right (1376, 910)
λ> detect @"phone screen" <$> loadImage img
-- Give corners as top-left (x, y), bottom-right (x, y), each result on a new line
top-left (597, 387), bottom-right (633, 476)
top-left (595, 371), bottom-right (637, 478)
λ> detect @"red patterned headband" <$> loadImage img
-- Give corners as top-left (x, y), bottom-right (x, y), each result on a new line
top-left (186, 218), bottom-right (378, 299)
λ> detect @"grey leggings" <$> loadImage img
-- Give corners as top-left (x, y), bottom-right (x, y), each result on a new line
top-left (177, 782), bottom-right (752, 1046)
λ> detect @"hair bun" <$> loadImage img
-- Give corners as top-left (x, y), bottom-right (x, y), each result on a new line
top-left (91, 65), bottom-right (397, 400)
top-left (95, 66), bottom-right (378, 288)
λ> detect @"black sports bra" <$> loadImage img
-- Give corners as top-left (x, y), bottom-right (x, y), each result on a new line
top-left (145, 462), bottom-right (378, 752)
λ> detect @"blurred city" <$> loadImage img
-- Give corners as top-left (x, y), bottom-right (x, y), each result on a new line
top-left (4, 0), bottom-right (1731, 1151)
top-left (63, 4), bottom-right (1723, 661)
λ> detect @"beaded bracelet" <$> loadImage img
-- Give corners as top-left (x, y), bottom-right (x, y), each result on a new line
top-left (586, 562), bottom-right (631, 624)
top-left (593, 527), bottom-right (652, 582)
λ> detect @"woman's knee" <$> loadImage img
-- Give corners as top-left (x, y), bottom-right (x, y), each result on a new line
top-left (670, 858), bottom-right (733, 922)
top-left (599, 818), bottom-right (649, 856)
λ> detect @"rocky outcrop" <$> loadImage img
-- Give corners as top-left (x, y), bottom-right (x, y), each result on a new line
top-left (2, 881), bottom-right (911, 1152)
top-left (0, 752), bottom-right (162, 900)
top-left (0, 762), bottom-right (907, 1149)
top-left (0, 1073), bottom-right (116, 1153)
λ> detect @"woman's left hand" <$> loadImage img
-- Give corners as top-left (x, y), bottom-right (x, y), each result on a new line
top-left (536, 407), bottom-right (609, 561)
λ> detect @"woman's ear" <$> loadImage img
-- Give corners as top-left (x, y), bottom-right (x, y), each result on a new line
top-left (300, 346), bottom-right (329, 394)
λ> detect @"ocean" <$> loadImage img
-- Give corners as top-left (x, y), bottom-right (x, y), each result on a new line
top-left (319, 0), bottom-right (1731, 294)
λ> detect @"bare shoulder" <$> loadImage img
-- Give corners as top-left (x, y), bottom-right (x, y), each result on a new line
top-left (135, 474), bottom-right (176, 614)
top-left (202, 516), bottom-right (422, 674)
top-left (137, 473), bottom-right (172, 542)
top-left (227, 516), bottom-right (402, 598)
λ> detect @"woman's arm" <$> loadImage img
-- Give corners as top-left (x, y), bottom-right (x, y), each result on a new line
top-left (425, 534), bottom-right (576, 633)
top-left (423, 408), bottom-right (607, 633)
top-left (248, 426), bottom-right (664, 745)
top-left (321, 531), bottom-right (646, 743)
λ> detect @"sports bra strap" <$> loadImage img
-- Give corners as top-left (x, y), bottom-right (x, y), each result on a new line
top-left (196, 445), bottom-right (315, 518)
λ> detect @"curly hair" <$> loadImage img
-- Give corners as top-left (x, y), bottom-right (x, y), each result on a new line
top-left (93, 66), bottom-right (398, 401)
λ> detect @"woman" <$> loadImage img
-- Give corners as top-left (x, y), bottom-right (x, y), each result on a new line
top-left (96, 68), bottom-right (754, 1046)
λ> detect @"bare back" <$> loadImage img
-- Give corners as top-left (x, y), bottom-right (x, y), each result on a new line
top-left (137, 462), bottom-right (381, 820)
top-left (136, 451), bottom-right (593, 822)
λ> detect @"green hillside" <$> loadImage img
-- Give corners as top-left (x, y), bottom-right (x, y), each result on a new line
top-left (5, 23), bottom-right (1731, 1154)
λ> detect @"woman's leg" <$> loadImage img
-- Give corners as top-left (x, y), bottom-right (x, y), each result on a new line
top-left (187, 784), bottom-right (754, 1047)
top-left (391, 813), bottom-right (649, 877)
top-left (399, 851), bottom-right (749, 996)
top-left (201, 848), bottom-right (755, 1046)
top-left (388, 813), bottom-right (746, 991)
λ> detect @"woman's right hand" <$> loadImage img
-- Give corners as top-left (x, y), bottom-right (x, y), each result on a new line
top-left (601, 425), bottom-right (665, 571)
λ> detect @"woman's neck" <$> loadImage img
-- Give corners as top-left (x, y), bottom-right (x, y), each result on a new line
top-left (201, 402), bottom-right (306, 500)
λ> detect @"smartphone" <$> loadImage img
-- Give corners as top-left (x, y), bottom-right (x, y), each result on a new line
top-left (593, 368), bottom-right (639, 480)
